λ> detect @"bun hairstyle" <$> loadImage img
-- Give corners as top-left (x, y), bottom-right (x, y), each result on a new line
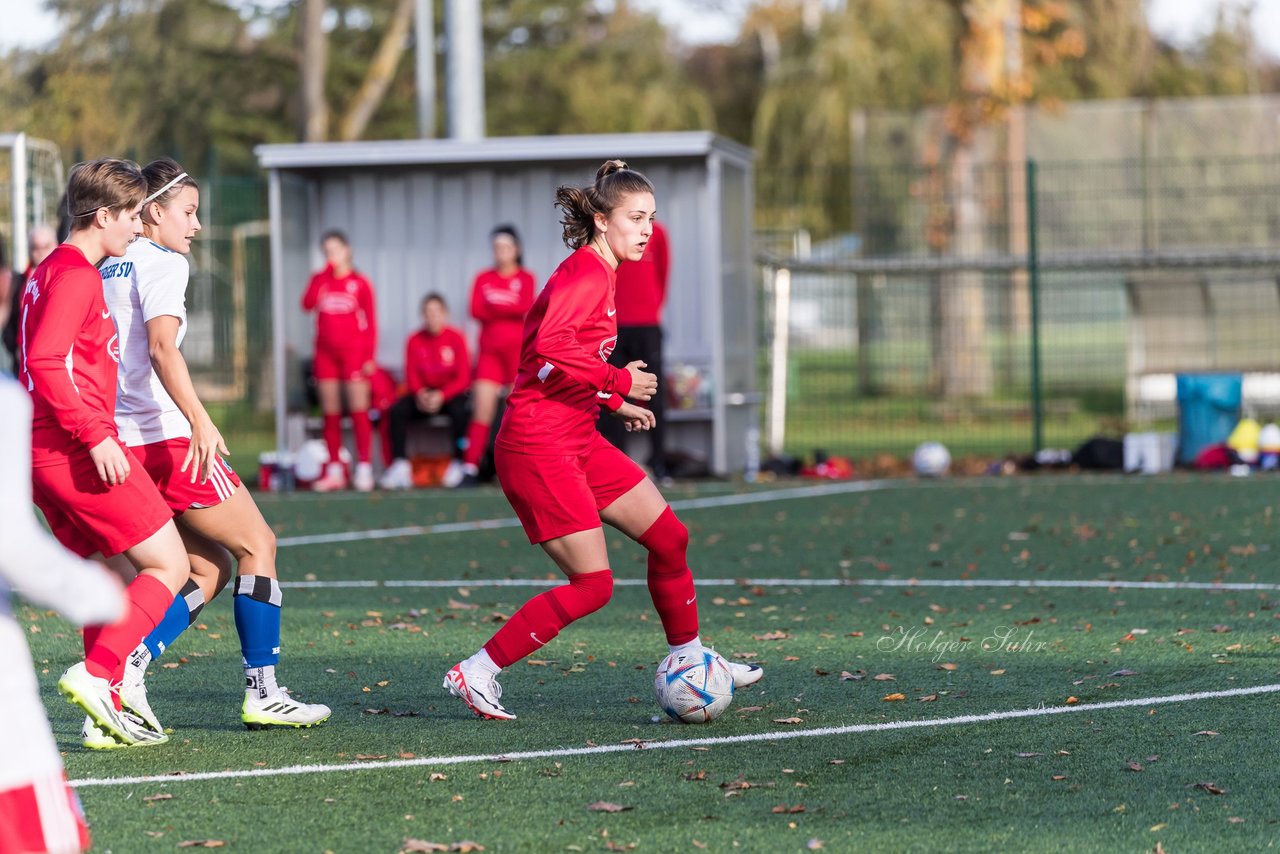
top-left (141, 157), bottom-right (199, 225)
top-left (554, 159), bottom-right (655, 250)
top-left (491, 223), bottom-right (523, 266)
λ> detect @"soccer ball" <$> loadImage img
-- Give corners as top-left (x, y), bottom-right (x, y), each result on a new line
top-left (654, 649), bottom-right (734, 724)
top-left (912, 441), bottom-right (951, 477)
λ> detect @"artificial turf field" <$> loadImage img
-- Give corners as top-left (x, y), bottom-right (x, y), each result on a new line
top-left (20, 474), bottom-right (1280, 852)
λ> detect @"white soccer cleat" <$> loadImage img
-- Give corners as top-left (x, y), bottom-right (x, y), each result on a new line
top-left (378, 458), bottom-right (413, 490)
top-left (441, 459), bottom-right (465, 489)
top-left (706, 648), bottom-right (764, 689)
top-left (82, 714), bottom-right (167, 750)
top-left (353, 462), bottom-right (375, 493)
top-left (242, 687), bottom-right (332, 730)
top-left (443, 662), bottom-right (516, 720)
top-left (311, 461), bottom-right (348, 492)
top-left (57, 662), bottom-right (143, 747)
top-left (119, 667), bottom-right (166, 738)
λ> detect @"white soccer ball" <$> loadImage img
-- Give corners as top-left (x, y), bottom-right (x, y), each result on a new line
top-left (654, 648), bottom-right (734, 724)
top-left (912, 441), bottom-right (951, 477)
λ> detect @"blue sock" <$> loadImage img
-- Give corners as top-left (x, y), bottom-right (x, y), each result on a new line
top-left (234, 575), bottom-right (282, 667)
top-left (141, 579), bottom-right (206, 660)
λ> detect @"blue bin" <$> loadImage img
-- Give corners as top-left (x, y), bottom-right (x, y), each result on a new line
top-left (1176, 374), bottom-right (1242, 465)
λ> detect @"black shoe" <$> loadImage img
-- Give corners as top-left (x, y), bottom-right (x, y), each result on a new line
top-left (457, 473), bottom-right (482, 488)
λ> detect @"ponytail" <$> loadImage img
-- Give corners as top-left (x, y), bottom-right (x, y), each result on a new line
top-left (554, 159), bottom-right (655, 250)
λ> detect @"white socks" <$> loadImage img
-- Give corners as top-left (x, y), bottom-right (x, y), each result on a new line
top-left (464, 648), bottom-right (501, 676)
top-left (669, 635), bottom-right (703, 657)
top-left (245, 664), bottom-right (279, 699)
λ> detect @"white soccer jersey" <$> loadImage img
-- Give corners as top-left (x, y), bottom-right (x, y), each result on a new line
top-left (0, 378), bottom-right (124, 789)
top-left (101, 238), bottom-right (192, 445)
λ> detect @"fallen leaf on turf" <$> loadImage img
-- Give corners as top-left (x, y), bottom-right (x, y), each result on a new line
top-left (736, 706), bottom-right (764, 713)
top-left (720, 777), bottom-right (753, 791)
top-left (1193, 730), bottom-right (1219, 737)
top-left (1065, 697), bottom-right (1079, 705)
top-left (773, 717), bottom-right (805, 724)
top-left (828, 759), bottom-right (845, 765)
top-left (807, 840), bottom-right (824, 851)
top-left (812, 668), bottom-right (829, 676)
top-left (1109, 669), bottom-right (1138, 677)
top-left (937, 663), bottom-right (957, 671)
top-left (587, 801), bottom-right (632, 812)
top-left (399, 752), bottom-right (415, 759)
top-left (918, 694), bottom-right (938, 702)
top-left (142, 793), bottom-right (172, 802)
top-left (526, 659), bottom-right (551, 667)
top-left (1228, 817), bottom-right (1245, 824)
top-left (1149, 823), bottom-right (1167, 832)
top-left (356, 754), bottom-right (388, 760)
top-left (990, 669), bottom-right (1006, 676)
top-left (770, 804), bottom-right (806, 814)
top-left (839, 670), bottom-right (865, 681)
top-left (603, 842), bottom-right (636, 852)
top-left (1211, 625), bottom-right (1231, 633)
top-left (682, 770), bottom-right (708, 781)
top-left (1127, 762), bottom-right (1144, 772)
top-left (400, 842), bottom-right (448, 853)
top-left (753, 631), bottom-right (790, 641)
top-left (1015, 752), bottom-right (1043, 758)
top-left (692, 842), bottom-right (708, 850)
top-left (873, 673), bottom-right (895, 681)
top-left (1192, 782), bottom-right (1226, 794)
top-left (162, 662), bottom-right (180, 669)
top-left (177, 842), bottom-right (225, 849)
top-left (447, 599), bottom-right (478, 611)
top-left (1051, 775), bottom-right (1067, 781)
top-left (882, 693), bottom-right (906, 702)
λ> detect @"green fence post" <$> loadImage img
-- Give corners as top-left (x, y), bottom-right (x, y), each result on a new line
top-left (1026, 159), bottom-right (1043, 454)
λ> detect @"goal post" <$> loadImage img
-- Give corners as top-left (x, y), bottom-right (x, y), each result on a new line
top-left (0, 132), bottom-right (66, 273)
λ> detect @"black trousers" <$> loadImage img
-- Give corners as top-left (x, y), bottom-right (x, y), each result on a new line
top-left (388, 393), bottom-right (470, 460)
top-left (597, 324), bottom-right (667, 476)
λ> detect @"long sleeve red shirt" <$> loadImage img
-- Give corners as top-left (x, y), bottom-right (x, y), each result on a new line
top-left (17, 245), bottom-right (121, 466)
top-left (301, 264), bottom-right (377, 363)
top-left (404, 325), bottom-right (471, 401)
top-left (469, 267), bottom-right (537, 356)
top-left (613, 220), bottom-right (669, 327)
top-left (497, 248), bottom-right (634, 456)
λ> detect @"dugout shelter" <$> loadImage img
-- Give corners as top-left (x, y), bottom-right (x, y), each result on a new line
top-left (256, 132), bottom-right (757, 476)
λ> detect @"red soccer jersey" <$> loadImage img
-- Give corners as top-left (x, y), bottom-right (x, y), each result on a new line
top-left (470, 267), bottom-right (536, 355)
top-left (17, 245), bottom-right (121, 467)
top-left (301, 264), bottom-right (377, 363)
top-left (404, 325), bottom-right (471, 400)
top-left (614, 220), bottom-right (669, 326)
top-left (497, 248), bottom-right (635, 456)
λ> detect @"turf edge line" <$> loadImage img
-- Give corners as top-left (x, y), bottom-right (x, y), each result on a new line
top-left (70, 682), bottom-right (1280, 789)
top-left (280, 577), bottom-right (1280, 592)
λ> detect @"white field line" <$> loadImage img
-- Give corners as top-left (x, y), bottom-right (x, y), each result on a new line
top-left (71, 682), bottom-right (1280, 789)
top-left (280, 576), bottom-right (1280, 592)
top-left (274, 481), bottom-right (888, 548)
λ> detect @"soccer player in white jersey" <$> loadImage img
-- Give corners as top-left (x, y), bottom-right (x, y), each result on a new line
top-left (0, 252), bottom-right (123, 853)
top-left (96, 158), bottom-right (329, 743)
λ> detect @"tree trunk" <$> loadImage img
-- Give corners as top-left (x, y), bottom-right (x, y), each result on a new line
top-left (940, 144), bottom-right (992, 397)
top-left (298, 0), bottom-right (329, 142)
top-left (339, 0), bottom-right (417, 141)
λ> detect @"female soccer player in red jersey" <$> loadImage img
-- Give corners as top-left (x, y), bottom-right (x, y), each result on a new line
top-left (444, 161), bottom-right (763, 720)
top-left (17, 158), bottom-right (191, 747)
top-left (460, 225), bottom-right (537, 485)
top-left (94, 159), bottom-right (329, 744)
top-left (301, 230), bottom-right (378, 492)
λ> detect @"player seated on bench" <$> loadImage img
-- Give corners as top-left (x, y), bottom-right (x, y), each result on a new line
top-left (379, 293), bottom-right (473, 489)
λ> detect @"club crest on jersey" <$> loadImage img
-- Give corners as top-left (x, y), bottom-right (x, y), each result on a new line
top-left (441, 345), bottom-right (454, 364)
top-left (598, 334), bottom-right (617, 362)
top-left (108, 333), bottom-right (120, 363)
top-left (346, 281), bottom-right (357, 293)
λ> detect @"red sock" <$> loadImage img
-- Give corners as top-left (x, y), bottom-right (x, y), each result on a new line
top-left (378, 418), bottom-right (393, 467)
top-left (484, 570), bottom-right (613, 667)
top-left (85, 574), bottom-right (172, 682)
top-left (351, 410), bottom-right (372, 463)
top-left (639, 507), bottom-right (700, 646)
top-left (323, 413), bottom-right (343, 462)
top-left (463, 421), bottom-right (490, 468)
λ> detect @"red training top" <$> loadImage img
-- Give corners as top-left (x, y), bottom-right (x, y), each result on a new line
top-left (613, 220), bottom-right (669, 326)
top-left (301, 264), bottom-right (377, 364)
top-left (470, 267), bottom-right (536, 356)
top-left (18, 244), bottom-right (122, 467)
top-left (405, 326), bottom-right (472, 401)
top-left (497, 248), bottom-right (635, 456)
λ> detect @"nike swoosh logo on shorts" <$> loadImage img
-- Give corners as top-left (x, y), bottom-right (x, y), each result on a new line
top-left (686, 597), bottom-right (697, 605)
top-left (607, 309), bottom-right (617, 317)
top-left (102, 309), bottom-right (111, 319)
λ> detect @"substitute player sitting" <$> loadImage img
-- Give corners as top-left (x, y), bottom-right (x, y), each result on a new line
top-left (96, 158), bottom-right (329, 742)
top-left (444, 160), bottom-right (763, 720)
top-left (18, 158), bottom-right (191, 747)
top-left (379, 293), bottom-right (473, 490)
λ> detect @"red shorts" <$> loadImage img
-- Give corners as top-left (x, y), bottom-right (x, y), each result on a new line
top-left (133, 438), bottom-right (242, 514)
top-left (313, 345), bottom-right (368, 382)
top-left (475, 346), bottom-right (520, 386)
top-left (0, 772), bottom-right (91, 854)
top-left (32, 445), bottom-right (172, 558)
top-left (496, 432), bottom-right (647, 544)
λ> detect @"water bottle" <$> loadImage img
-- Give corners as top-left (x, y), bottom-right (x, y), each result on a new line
top-left (744, 426), bottom-right (761, 483)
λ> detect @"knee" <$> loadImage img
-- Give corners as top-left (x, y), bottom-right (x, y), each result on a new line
top-left (641, 509), bottom-right (688, 563)
top-left (572, 569), bottom-right (614, 611)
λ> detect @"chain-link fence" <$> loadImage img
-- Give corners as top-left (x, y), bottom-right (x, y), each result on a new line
top-left (757, 154), bottom-right (1280, 463)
